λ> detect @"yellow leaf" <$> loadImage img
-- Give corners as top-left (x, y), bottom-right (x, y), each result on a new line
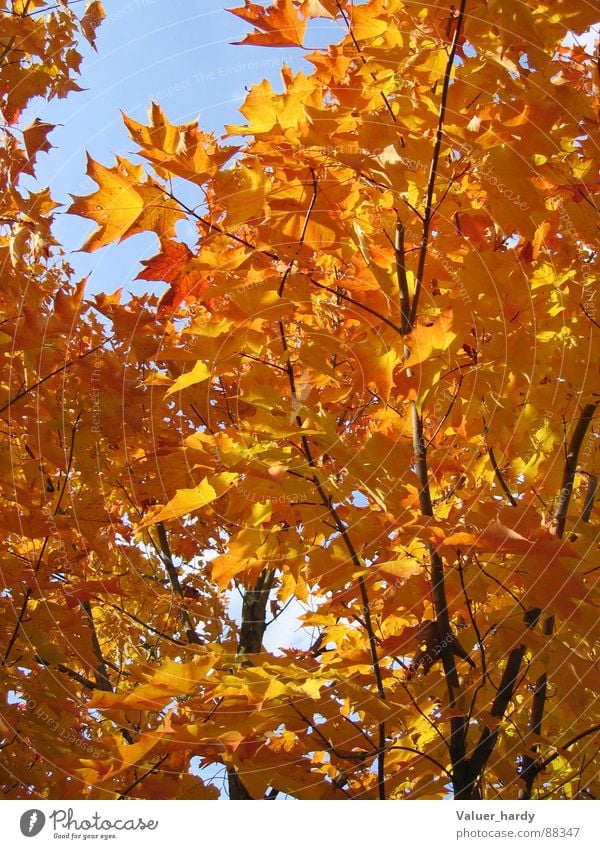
top-left (226, 71), bottom-right (315, 137)
top-left (146, 655), bottom-right (215, 693)
top-left (340, 681), bottom-right (392, 723)
top-left (22, 118), bottom-right (54, 163)
top-left (351, 5), bottom-right (387, 40)
top-left (404, 309), bottom-right (456, 368)
top-left (68, 155), bottom-right (184, 251)
top-left (374, 559), bottom-right (422, 582)
top-left (214, 163), bottom-right (269, 227)
top-left (354, 342), bottom-right (400, 401)
top-left (114, 714), bottom-right (172, 773)
top-left (139, 473), bottom-right (238, 526)
top-left (165, 360), bottom-right (211, 396)
top-left (230, 0), bottom-right (306, 48)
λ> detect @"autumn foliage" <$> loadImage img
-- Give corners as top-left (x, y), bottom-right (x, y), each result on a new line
top-left (1, 0), bottom-right (600, 801)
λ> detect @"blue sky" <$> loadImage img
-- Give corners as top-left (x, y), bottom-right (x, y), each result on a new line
top-left (25, 0), bottom-right (338, 299)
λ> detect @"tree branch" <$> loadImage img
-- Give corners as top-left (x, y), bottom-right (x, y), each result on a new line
top-left (392, 0), bottom-right (469, 797)
top-left (117, 754), bottom-right (168, 800)
top-left (80, 599), bottom-right (112, 692)
top-left (459, 644), bottom-right (527, 799)
top-left (395, 221), bottom-right (411, 333)
top-left (581, 473), bottom-right (597, 523)
top-left (538, 725), bottom-right (600, 773)
top-left (278, 168), bottom-right (318, 297)
top-left (34, 655), bottom-right (97, 691)
top-left (409, 0), bottom-right (468, 325)
top-left (334, 0), bottom-right (397, 124)
top-left (408, 395), bottom-right (467, 791)
top-left (227, 567), bottom-right (276, 799)
top-left (238, 568), bottom-right (276, 657)
top-left (519, 616), bottom-right (554, 798)
top-left (105, 601), bottom-right (185, 646)
top-left (552, 403), bottom-right (597, 538)
top-left (154, 522), bottom-right (203, 645)
top-left (487, 444), bottom-right (518, 507)
top-left (163, 186), bottom-right (405, 336)
top-left (425, 374), bottom-right (463, 449)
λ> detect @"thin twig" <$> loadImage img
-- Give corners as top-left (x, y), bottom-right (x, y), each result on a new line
top-left (581, 474), bottom-right (597, 523)
top-left (395, 221), bottom-right (411, 333)
top-left (425, 374), bottom-right (463, 448)
top-left (81, 599), bottom-right (112, 692)
top-left (278, 168), bottom-right (318, 297)
top-left (458, 558), bottom-right (487, 683)
top-left (239, 352), bottom-right (288, 374)
top-left (487, 444), bottom-right (518, 507)
top-left (34, 656), bottom-right (97, 691)
top-left (335, 0), bottom-right (397, 124)
top-left (386, 745), bottom-right (453, 782)
top-left (580, 301), bottom-right (600, 329)
top-left (473, 553), bottom-right (528, 614)
top-left (118, 755), bottom-right (169, 800)
top-left (538, 725), bottom-right (600, 773)
top-left (155, 522), bottom-right (203, 645)
top-left (0, 338), bottom-right (113, 414)
top-left (105, 601), bottom-right (185, 647)
top-left (409, 0), bottom-right (468, 326)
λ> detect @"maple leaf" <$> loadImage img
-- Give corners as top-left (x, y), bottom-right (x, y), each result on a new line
top-left (229, 0), bottom-right (307, 48)
top-left (68, 155), bottom-right (185, 251)
top-left (166, 360), bottom-right (212, 396)
top-left (122, 103), bottom-right (237, 185)
top-left (80, 1), bottom-right (105, 50)
top-left (139, 473), bottom-right (238, 526)
top-left (22, 119), bottom-right (55, 171)
top-left (403, 309), bottom-right (456, 369)
top-left (136, 240), bottom-right (208, 314)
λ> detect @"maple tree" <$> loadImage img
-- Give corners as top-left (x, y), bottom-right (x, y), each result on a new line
top-left (1, 0), bottom-right (600, 801)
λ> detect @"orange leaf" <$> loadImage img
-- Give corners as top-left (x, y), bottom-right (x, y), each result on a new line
top-left (137, 240), bottom-right (210, 314)
top-left (301, 0), bottom-right (337, 18)
top-left (123, 102), bottom-right (236, 185)
top-left (80, 1), bottom-right (105, 49)
top-left (404, 309), bottom-right (456, 369)
top-left (68, 155), bottom-right (184, 251)
top-left (22, 119), bottom-right (54, 169)
top-left (230, 0), bottom-right (306, 48)
top-left (373, 559), bottom-right (422, 582)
